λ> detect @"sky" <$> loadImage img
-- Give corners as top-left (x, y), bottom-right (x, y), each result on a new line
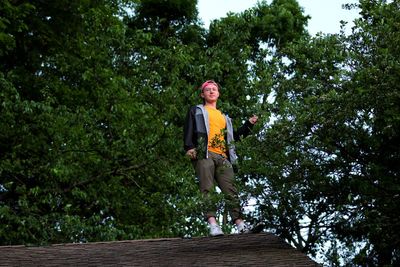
top-left (197, 0), bottom-right (360, 35)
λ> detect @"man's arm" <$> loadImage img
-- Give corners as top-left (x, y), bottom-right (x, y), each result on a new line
top-left (233, 115), bottom-right (258, 141)
top-left (183, 107), bottom-right (196, 151)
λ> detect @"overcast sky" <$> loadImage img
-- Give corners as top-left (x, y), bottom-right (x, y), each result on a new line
top-left (197, 0), bottom-right (360, 35)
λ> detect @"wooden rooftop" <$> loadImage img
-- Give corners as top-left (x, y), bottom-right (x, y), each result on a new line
top-left (0, 233), bottom-right (319, 266)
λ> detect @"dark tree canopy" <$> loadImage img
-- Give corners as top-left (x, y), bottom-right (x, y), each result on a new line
top-left (1, 0), bottom-right (399, 265)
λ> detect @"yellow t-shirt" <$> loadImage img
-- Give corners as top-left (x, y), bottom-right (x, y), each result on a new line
top-left (205, 106), bottom-right (227, 156)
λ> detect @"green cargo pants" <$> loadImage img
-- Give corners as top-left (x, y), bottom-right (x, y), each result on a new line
top-left (193, 151), bottom-right (242, 222)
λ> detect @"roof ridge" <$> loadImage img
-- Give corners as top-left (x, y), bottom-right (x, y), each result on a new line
top-left (0, 233), bottom-right (320, 266)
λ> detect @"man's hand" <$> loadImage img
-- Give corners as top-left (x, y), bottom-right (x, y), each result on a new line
top-left (186, 148), bottom-right (197, 159)
top-left (249, 115), bottom-right (258, 124)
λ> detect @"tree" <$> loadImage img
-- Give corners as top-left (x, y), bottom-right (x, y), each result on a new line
top-left (334, 1), bottom-right (400, 265)
top-left (0, 0), bottom-right (138, 244)
top-left (1, 0), bottom-right (312, 245)
top-left (240, 0), bottom-right (399, 265)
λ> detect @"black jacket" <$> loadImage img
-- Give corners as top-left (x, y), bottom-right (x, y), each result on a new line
top-left (183, 104), bottom-right (253, 163)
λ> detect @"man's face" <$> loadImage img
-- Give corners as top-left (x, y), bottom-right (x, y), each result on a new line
top-left (201, 83), bottom-right (219, 103)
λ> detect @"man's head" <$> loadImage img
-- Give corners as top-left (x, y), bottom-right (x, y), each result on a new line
top-left (200, 80), bottom-right (220, 105)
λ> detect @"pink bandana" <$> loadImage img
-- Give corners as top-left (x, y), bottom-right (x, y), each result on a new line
top-left (200, 80), bottom-right (218, 91)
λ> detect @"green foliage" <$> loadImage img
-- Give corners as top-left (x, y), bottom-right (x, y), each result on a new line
top-left (238, 0), bottom-right (399, 265)
top-left (2, 0), bottom-right (398, 265)
top-left (133, 0), bottom-right (198, 21)
top-left (252, 0), bottom-right (310, 48)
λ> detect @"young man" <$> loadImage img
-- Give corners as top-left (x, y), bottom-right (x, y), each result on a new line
top-left (183, 80), bottom-right (258, 236)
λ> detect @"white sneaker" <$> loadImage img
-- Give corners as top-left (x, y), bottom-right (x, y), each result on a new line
top-left (237, 222), bottom-right (251, 234)
top-left (237, 222), bottom-right (265, 234)
top-left (209, 223), bottom-right (224, 236)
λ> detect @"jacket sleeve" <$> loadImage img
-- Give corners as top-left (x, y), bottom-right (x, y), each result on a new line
top-left (183, 107), bottom-right (196, 151)
top-left (233, 120), bottom-right (254, 142)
